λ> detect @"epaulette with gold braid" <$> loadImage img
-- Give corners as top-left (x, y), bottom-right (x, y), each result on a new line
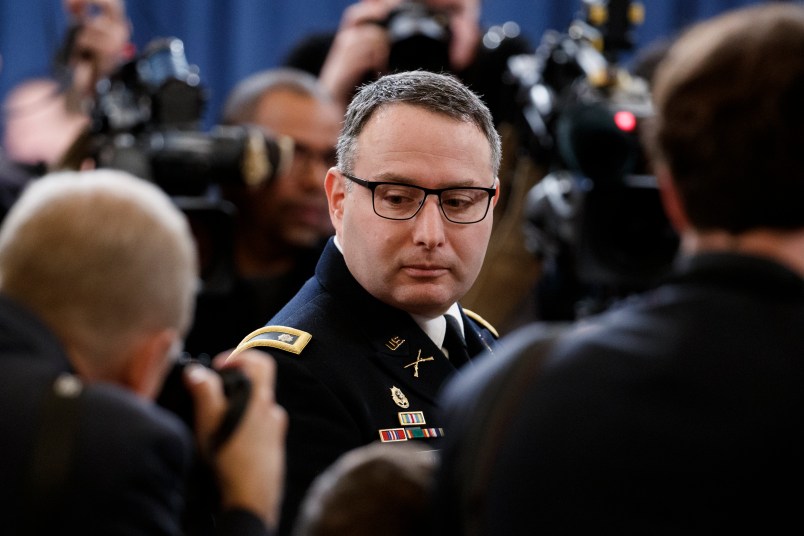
top-left (463, 309), bottom-right (499, 339)
top-left (231, 325), bottom-right (312, 357)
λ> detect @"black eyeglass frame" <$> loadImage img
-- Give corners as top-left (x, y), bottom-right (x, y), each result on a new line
top-left (342, 172), bottom-right (497, 224)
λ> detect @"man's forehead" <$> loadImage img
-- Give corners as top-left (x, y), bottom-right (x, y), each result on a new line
top-left (360, 102), bottom-right (459, 133)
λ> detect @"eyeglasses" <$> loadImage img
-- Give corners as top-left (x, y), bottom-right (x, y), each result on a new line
top-left (292, 141), bottom-right (338, 169)
top-left (343, 173), bottom-right (496, 224)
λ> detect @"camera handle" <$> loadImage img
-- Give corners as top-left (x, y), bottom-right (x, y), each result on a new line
top-left (208, 367), bottom-right (252, 454)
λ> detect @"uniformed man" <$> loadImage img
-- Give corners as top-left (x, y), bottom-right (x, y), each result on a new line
top-left (231, 70), bottom-right (501, 535)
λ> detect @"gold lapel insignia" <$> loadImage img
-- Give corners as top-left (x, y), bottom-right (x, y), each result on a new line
top-left (390, 386), bottom-right (410, 408)
top-left (404, 349), bottom-right (435, 378)
top-left (386, 336), bottom-right (405, 351)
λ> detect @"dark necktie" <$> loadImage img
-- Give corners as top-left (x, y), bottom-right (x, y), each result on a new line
top-left (442, 314), bottom-right (470, 367)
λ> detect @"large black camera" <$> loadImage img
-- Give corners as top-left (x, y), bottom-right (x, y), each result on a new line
top-left (381, 1), bottom-right (452, 74)
top-left (509, 0), bottom-right (679, 319)
top-left (65, 37), bottom-right (292, 295)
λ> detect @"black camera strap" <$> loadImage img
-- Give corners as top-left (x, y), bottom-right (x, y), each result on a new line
top-left (20, 373), bottom-right (85, 535)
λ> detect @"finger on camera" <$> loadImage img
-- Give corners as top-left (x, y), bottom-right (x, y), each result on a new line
top-left (221, 350), bottom-right (278, 397)
top-left (182, 362), bottom-right (227, 434)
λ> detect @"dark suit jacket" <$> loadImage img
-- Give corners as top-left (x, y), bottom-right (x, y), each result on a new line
top-left (436, 252), bottom-right (804, 534)
top-left (235, 238), bottom-right (499, 535)
top-left (0, 294), bottom-right (270, 536)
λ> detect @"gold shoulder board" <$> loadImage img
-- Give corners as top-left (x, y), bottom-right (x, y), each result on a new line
top-left (463, 309), bottom-right (500, 339)
top-left (232, 325), bottom-right (312, 357)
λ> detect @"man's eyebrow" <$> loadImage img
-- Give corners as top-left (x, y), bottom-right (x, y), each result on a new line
top-left (370, 174), bottom-right (481, 187)
top-left (371, 173), bottom-right (415, 184)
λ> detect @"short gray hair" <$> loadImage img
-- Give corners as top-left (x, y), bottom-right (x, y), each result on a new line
top-left (221, 67), bottom-right (334, 125)
top-left (336, 71), bottom-right (501, 176)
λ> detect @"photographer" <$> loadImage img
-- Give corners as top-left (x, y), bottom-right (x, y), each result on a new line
top-left (283, 0), bottom-right (531, 126)
top-left (60, 0), bottom-right (134, 107)
top-left (184, 68), bottom-right (341, 358)
top-left (0, 169), bottom-right (286, 535)
top-left (0, 0), bottom-right (133, 219)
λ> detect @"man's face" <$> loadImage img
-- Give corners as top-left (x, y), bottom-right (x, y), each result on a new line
top-left (247, 88), bottom-right (341, 247)
top-left (326, 103), bottom-right (498, 318)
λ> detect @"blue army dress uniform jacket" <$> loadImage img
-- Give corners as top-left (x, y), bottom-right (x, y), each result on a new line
top-left (235, 237), bottom-right (499, 534)
top-left (0, 294), bottom-right (271, 536)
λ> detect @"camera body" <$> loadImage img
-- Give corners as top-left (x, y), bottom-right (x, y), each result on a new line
top-left (71, 37), bottom-right (292, 295)
top-left (157, 354), bottom-right (251, 452)
top-left (509, 0), bottom-right (679, 318)
top-left (382, 2), bottom-right (452, 73)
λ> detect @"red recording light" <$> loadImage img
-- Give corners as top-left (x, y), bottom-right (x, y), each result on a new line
top-left (614, 110), bottom-right (637, 132)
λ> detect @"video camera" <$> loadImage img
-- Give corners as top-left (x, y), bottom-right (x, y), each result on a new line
top-left (64, 37), bottom-right (292, 295)
top-left (508, 0), bottom-right (679, 319)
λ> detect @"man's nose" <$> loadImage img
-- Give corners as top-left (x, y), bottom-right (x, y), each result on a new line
top-left (411, 195), bottom-right (446, 248)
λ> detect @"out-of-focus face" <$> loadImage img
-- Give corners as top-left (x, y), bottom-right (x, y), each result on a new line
top-left (246, 88), bottom-right (341, 247)
top-left (326, 102), bottom-right (498, 318)
top-left (426, 0), bottom-right (481, 70)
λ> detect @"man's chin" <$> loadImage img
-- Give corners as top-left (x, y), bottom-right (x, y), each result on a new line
top-left (390, 286), bottom-right (458, 318)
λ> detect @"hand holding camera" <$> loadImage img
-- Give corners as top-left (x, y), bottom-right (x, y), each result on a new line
top-left (182, 350), bottom-right (288, 528)
top-left (320, 0), bottom-right (452, 108)
top-left (320, 0), bottom-right (397, 107)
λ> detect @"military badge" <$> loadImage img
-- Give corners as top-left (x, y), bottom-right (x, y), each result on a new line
top-left (386, 336), bottom-right (405, 351)
top-left (398, 411), bottom-right (425, 425)
top-left (404, 427), bottom-right (445, 439)
top-left (379, 428), bottom-right (408, 442)
top-left (403, 349), bottom-right (434, 378)
top-left (390, 386), bottom-right (409, 408)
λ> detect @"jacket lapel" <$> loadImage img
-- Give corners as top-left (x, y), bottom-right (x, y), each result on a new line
top-left (315, 240), bottom-right (467, 405)
top-left (368, 320), bottom-right (456, 406)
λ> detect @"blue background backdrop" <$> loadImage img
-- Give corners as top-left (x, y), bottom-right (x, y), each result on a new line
top-left (0, 0), bottom-right (785, 130)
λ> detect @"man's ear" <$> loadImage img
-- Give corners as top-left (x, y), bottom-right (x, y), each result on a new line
top-left (122, 328), bottom-right (180, 400)
top-left (656, 164), bottom-right (691, 234)
top-left (325, 167), bottom-right (346, 232)
top-left (491, 177), bottom-right (501, 208)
